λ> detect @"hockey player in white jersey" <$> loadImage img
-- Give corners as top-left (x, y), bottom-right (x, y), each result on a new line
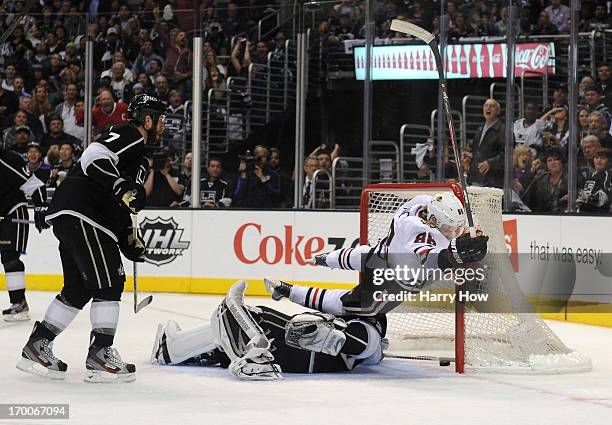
top-left (265, 191), bottom-right (489, 316)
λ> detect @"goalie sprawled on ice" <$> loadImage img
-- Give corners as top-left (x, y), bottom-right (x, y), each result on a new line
top-left (265, 191), bottom-right (489, 316)
top-left (151, 281), bottom-right (386, 380)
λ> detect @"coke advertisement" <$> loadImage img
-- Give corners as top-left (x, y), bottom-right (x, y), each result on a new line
top-left (354, 42), bottom-right (555, 80)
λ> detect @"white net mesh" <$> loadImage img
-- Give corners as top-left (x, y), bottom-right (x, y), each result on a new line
top-left (364, 185), bottom-right (592, 374)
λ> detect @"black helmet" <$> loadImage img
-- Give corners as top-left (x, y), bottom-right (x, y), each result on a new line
top-left (127, 94), bottom-right (167, 125)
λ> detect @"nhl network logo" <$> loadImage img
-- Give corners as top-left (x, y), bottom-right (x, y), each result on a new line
top-left (139, 217), bottom-right (190, 266)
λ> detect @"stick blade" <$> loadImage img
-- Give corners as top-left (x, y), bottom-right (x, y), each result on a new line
top-left (390, 19), bottom-right (436, 44)
top-left (134, 295), bottom-right (153, 313)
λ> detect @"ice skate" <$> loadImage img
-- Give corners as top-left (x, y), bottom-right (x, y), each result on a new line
top-left (85, 345), bottom-right (136, 383)
top-left (3, 299), bottom-right (30, 322)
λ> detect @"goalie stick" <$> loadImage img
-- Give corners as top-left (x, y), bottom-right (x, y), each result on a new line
top-left (385, 353), bottom-right (453, 367)
top-left (132, 214), bottom-right (152, 313)
top-left (389, 20), bottom-right (476, 237)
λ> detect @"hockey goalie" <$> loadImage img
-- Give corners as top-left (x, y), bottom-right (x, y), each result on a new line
top-left (151, 281), bottom-right (386, 380)
top-left (265, 191), bottom-right (489, 316)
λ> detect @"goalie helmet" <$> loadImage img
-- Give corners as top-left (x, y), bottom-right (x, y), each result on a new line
top-left (426, 192), bottom-right (466, 239)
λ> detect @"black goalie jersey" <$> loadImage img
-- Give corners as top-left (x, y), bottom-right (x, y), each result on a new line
top-left (46, 125), bottom-right (148, 241)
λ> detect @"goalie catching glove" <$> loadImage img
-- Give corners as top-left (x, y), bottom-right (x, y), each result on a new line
top-left (113, 178), bottom-right (146, 214)
top-left (118, 226), bottom-right (146, 262)
top-left (440, 232), bottom-right (489, 268)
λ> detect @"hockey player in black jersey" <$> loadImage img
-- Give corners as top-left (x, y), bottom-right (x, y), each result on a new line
top-left (17, 94), bottom-right (167, 383)
top-left (151, 281), bottom-right (386, 380)
top-left (0, 147), bottom-right (49, 321)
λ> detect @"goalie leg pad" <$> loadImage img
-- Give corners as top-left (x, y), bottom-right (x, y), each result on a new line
top-left (285, 312), bottom-right (347, 356)
top-left (210, 281), bottom-right (281, 380)
top-left (151, 320), bottom-right (218, 365)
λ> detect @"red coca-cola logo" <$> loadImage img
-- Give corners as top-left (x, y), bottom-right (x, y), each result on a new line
top-left (233, 223), bottom-right (326, 265)
top-left (516, 44), bottom-right (551, 70)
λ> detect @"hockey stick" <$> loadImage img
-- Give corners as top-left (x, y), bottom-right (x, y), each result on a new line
top-left (132, 214), bottom-right (152, 313)
top-left (0, 217), bottom-right (35, 225)
top-left (385, 353), bottom-right (454, 367)
top-left (390, 20), bottom-right (476, 236)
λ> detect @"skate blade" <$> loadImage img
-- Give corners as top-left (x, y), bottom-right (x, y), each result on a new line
top-left (150, 323), bottom-right (165, 364)
top-left (84, 369), bottom-right (136, 383)
top-left (16, 358), bottom-right (65, 380)
top-left (3, 311), bottom-right (31, 322)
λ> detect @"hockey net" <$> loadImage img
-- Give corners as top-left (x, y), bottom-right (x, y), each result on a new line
top-left (361, 183), bottom-right (592, 374)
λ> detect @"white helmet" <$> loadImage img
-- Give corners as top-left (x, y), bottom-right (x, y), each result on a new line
top-left (426, 192), bottom-right (466, 239)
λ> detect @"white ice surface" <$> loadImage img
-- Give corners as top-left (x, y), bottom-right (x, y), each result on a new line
top-left (1, 291), bottom-right (611, 425)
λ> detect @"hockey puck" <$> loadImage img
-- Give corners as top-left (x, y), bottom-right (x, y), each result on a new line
top-left (439, 360), bottom-right (451, 367)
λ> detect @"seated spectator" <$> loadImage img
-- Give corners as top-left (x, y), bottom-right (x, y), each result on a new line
top-left (167, 89), bottom-right (185, 115)
top-left (25, 142), bottom-right (50, 183)
top-left (204, 22), bottom-right (229, 57)
top-left (583, 2), bottom-right (612, 31)
top-left (2, 63), bottom-right (17, 91)
top-left (583, 85), bottom-right (611, 123)
top-left (495, 6), bottom-right (509, 35)
top-left (523, 147), bottom-right (568, 212)
top-left (463, 99), bottom-right (505, 188)
top-left (31, 85), bottom-right (53, 119)
top-left (531, 11), bottom-right (559, 35)
top-left (597, 63), bottom-right (612, 107)
top-left (449, 13), bottom-right (472, 39)
top-left (579, 75), bottom-right (596, 102)
top-left (153, 75), bottom-right (171, 104)
top-left (252, 41), bottom-right (269, 65)
top-left (538, 105), bottom-right (569, 153)
top-left (92, 89), bottom-right (128, 133)
top-left (223, 1), bottom-right (248, 37)
top-left (579, 107), bottom-right (590, 139)
top-left (513, 145), bottom-right (538, 196)
top-left (48, 142), bottom-right (77, 188)
top-left (474, 12), bottom-right (498, 37)
top-left (577, 148), bottom-right (612, 213)
top-left (332, 14), bottom-right (357, 40)
top-left (12, 76), bottom-right (29, 98)
top-left (548, 83), bottom-right (568, 110)
top-left (179, 151), bottom-right (192, 187)
top-left (578, 135), bottom-right (601, 185)
top-left (269, 30), bottom-right (287, 61)
top-left (132, 40), bottom-right (165, 76)
top-left (544, 0), bottom-right (570, 33)
top-left (588, 111), bottom-right (612, 148)
top-left (3, 111), bottom-right (36, 148)
top-left (6, 97), bottom-right (44, 141)
top-left (9, 125), bottom-right (34, 159)
top-left (204, 48), bottom-right (228, 81)
top-left (101, 51), bottom-right (134, 81)
top-left (144, 149), bottom-right (185, 208)
top-left (108, 62), bottom-right (133, 101)
top-left (200, 158), bottom-right (231, 208)
top-left (514, 102), bottom-right (544, 156)
top-left (269, 147), bottom-right (293, 208)
top-left (232, 145), bottom-right (281, 208)
top-left (41, 115), bottom-right (81, 155)
top-left (0, 78), bottom-right (19, 123)
top-left (146, 58), bottom-right (165, 82)
top-left (302, 156), bottom-right (319, 209)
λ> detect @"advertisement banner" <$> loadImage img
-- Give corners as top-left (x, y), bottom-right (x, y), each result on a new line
top-left (354, 42), bottom-right (555, 80)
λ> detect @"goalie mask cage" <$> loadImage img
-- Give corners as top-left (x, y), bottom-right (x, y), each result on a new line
top-left (360, 183), bottom-right (592, 374)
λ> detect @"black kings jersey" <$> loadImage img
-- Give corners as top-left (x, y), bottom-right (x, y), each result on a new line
top-left (0, 148), bottom-right (46, 216)
top-left (46, 124), bottom-right (148, 241)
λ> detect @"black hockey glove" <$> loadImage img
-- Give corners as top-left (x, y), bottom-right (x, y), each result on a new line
top-left (441, 233), bottom-right (489, 268)
top-left (310, 253), bottom-right (329, 267)
top-left (118, 227), bottom-right (146, 263)
top-left (113, 179), bottom-right (146, 214)
top-left (33, 203), bottom-right (50, 233)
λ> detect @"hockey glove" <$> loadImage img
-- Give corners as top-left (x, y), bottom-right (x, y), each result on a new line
top-left (309, 253), bottom-right (329, 267)
top-left (119, 227), bottom-right (146, 263)
top-left (113, 179), bottom-right (146, 214)
top-left (443, 233), bottom-right (489, 267)
top-left (33, 203), bottom-right (50, 233)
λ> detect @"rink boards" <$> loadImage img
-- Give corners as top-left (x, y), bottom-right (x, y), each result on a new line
top-left (1, 209), bottom-right (611, 327)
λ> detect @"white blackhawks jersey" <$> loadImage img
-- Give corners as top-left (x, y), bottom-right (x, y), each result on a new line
top-left (325, 194), bottom-right (451, 289)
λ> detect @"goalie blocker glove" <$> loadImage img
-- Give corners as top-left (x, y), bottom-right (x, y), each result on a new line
top-left (439, 233), bottom-right (489, 269)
